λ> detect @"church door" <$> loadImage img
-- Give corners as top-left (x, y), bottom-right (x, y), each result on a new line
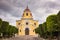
top-left (25, 28), bottom-right (29, 35)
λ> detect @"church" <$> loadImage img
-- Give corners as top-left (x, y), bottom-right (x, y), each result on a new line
top-left (16, 6), bottom-right (39, 36)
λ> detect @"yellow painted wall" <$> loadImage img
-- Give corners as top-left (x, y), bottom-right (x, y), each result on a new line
top-left (16, 7), bottom-right (39, 36)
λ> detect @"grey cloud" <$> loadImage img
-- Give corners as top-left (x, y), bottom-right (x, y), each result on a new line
top-left (0, 0), bottom-right (60, 26)
top-left (45, 2), bottom-right (60, 9)
top-left (0, 0), bottom-right (23, 17)
top-left (0, 0), bottom-right (13, 12)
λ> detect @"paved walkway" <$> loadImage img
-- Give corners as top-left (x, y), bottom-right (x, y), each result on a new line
top-left (0, 35), bottom-right (43, 40)
top-left (0, 35), bottom-right (58, 40)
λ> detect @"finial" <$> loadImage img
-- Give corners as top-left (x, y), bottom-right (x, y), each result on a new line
top-left (26, 5), bottom-right (28, 9)
top-left (24, 5), bottom-right (30, 12)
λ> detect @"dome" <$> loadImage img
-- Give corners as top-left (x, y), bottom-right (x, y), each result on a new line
top-left (22, 6), bottom-right (33, 19)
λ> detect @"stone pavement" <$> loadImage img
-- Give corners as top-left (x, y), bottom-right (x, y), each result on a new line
top-left (0, 35), bottom-right (58, 40)
top-left (0, 35), bottom-right (43, 40)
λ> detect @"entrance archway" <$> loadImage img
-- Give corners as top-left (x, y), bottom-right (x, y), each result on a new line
top-left (25, 28), bottom-right (29, 35)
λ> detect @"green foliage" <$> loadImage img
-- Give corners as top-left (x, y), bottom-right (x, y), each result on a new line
top-left (42, 22), bottom-right (47, 33)
top-left (1, 21), bottom-right (9, 33)
top-left (46, 15), bottom-right (57, 32)
top-left (0, 18), bottom-right (2, 35)
top-left (0, 18), bottom-right (2, 28)
top-left (35, 11), bottom-right (60, 39)
top-left (8, 25), bottom-right (18, 36)
top-left (57, 11), bottom-right (60, 31)
top-left (57, 11), bottom-right (60, 21)
top-left (0, 18), bottom-right (18, 37)
top-left (35, 24), bottom-right (47, 38)
top-left (35, 24), bottom-right (43, 35)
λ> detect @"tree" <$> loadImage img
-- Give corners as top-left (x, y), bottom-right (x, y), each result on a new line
top-left (1, 21), bottom-right (9, 37)
top-left (8, 25), bottom-right (13, 37)
top-left (35, 24), bottom-right (42, 35)
top-left (8, 25), bottom-right (18, 37)
top-left (0, 18), bottom-right (2, 28)
top-left (46, 15), bottom-right (57, 32)
top-left (46, 14), bottom-right (58, 40)
top-left (57, 11), bottom-right (60, 30)
top-left (0, 18), bottom-right (2, 36)
top-left (42, 22), bottom-right (47, 38)
top-left (35, 24), bottom-right (45, 38)
top-left (0, 18), bottom-right (18, 38)
top-left (12, 26), bottom-right (18, 34)
top-left (57, 11), bottom-right (60, 40)
top-left (42, 22), bottom-right (47, 33)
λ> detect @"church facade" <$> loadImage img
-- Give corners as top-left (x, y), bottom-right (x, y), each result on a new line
top-left (16, 6), bottom-right (39, 36)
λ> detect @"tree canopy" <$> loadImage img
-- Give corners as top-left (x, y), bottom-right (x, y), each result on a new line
top-left (0, 18), bottom-right (18, 38)
top-left (35, 11), bottom-right (60, 40)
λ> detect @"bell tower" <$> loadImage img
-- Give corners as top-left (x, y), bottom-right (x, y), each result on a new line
top-left (22, 6), bottom-right (33, 19)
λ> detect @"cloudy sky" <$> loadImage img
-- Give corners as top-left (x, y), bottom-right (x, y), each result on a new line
top-left (0, 0), bottom-right (60, 26)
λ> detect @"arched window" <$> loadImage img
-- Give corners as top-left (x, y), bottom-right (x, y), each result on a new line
top-left (33, 30), bottom-right (34, 32)
top-left (34, 23), bottom-right (36, 25)
top-left (18, 23), bottom-right (20, 25)
top-left (20, 30), bottom-right (21, 32)
top-left (26, 13), bottom-right (28, 16)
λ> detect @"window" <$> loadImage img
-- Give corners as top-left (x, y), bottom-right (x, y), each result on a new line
top-left (33, 30), bottom-right (34, 32)
top-left (20, 30), bottom-right (21, 32)
top-left (26, 13), bottom-right (28, 16)
top-left (26, 22), bottom-right (28, 25)
top-left (18, 23), bottom-right (20, 25)
top-left (34, 23), bottom-right (36, 25)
